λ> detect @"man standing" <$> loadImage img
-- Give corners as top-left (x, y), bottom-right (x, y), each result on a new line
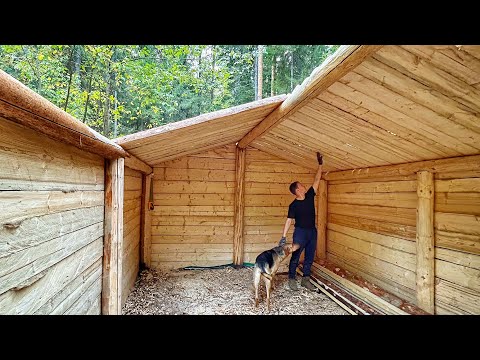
top-left (280, 152), bottom-right (323, 291)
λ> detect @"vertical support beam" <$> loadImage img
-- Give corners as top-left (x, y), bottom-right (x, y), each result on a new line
top-left (233, 146), bottom-right (246, 266)
top-left (102, 158), bottom-right (124, 315)
top-left (416, 171), bottom-right (435, 314)
top-left (140, 173), bottom-right (153, 269)
top-left (316, 179), bottom-right (328, 260)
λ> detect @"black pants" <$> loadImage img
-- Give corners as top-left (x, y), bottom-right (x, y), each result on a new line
top-left (288, 227), bottom-right (317, 279)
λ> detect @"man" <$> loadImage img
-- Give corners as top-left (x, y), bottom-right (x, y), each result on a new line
top-left (279, 151), bottom-right (323, 291)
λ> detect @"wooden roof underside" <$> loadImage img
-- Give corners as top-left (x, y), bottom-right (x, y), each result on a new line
top-left (115, 95), bottom-right (286, 165)
top-left (116, 45), bottom-right (480, 171)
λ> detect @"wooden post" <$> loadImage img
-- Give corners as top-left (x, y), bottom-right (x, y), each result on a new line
top-left (233, 146), bottom-right (246, 266)
top-left (102, 158), bottom-right (124, 315)
top-left (140, 173), bottom-right (153, 268)
top-left (416, 170), bottom-right (435, 314)
top-left (316, 179), bottom-right (327, 259)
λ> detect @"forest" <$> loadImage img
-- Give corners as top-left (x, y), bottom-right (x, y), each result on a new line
top-left (0, 45), bottom-right (338, 138)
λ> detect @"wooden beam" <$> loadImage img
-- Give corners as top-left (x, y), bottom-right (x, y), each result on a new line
top-left (140, 173), bottom-right (153, 268)
top-left (416, 171), bottom-right (435, 313)
top-left (124, 153), bottom-right (153, 174)
top-left (102, 158), bottom-right (124, 315)
top-left (311, 262), bottom-right (409, 315)
top-left (233, 146), bottom-right (246, 266)
top-left (115, 95), bottom-right (286, 146)
top-left (238, 45), bottom-right (383, 148)
top-left (0, 70), bottom-right (127, 160)
top-left (316, 180), bottom-right (327, 259)
top-left (325, 154), bottom-right (480, 182)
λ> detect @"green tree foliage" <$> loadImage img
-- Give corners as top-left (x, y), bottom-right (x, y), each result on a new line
top-left (0, 45), bottom-right (339, 139)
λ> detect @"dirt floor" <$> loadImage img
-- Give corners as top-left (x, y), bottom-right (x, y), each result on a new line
top-left (122, 267), bottom-right (349, 315)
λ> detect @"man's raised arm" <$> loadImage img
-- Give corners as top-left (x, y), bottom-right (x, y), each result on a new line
top-left (312, 151), bottom-right (323, 194)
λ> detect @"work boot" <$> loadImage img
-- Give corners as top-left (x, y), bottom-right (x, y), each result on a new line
top-left (288, 278), bottom-right (299, 291)
top-left (301, 276), bottom-right (316, 291)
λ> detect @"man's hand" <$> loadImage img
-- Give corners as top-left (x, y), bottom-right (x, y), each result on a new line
top-left (279, 236), bottom-right (287, 246)
top-left (317, 151), bottom-right (323, 165)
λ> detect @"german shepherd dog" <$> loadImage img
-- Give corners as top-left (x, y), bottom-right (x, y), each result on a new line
top-left (253, 244), bottom-right (295, 311)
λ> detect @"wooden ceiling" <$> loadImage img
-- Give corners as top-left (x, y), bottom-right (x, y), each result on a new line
top-left (116, 95), bottom-right (286, 165)
top-left (117, 45), bottom-right (480, 172)
top-left (251, 45), bottom-right (480, 171)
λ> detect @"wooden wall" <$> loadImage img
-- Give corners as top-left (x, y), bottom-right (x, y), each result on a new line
top-left (243, 148), bottom-right (315, 271)
top-left (434, 172), bottom-right (480, 314)
top-left (151, 145), bottom-right (236, 269)
top-left (0, 119), bottom-right (104, 314)
top-left (327, 159), bottom-right (480, 314)
top-left (151, 144), bottom-right (315, 270)
top-left (122, 166), bottom-right (142, 307)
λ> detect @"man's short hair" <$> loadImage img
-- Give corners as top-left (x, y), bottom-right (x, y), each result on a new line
top-left (289, 181), bottom-right (299, 195)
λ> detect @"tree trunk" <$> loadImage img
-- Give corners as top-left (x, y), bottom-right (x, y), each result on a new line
top-left (211, 45), bottom-right (215, 103)
top-left (103, 75), bottom-right (111, 136)
top-left (257, 45), bottom-right (263, 100)
top-left (271, 61), bottom-right (275, 97)
top-left (83, 53), bottom-right (98, 123)
top-left (290, 52), bottom-right (294, 92)
top-left (64, 45), bottom-right (76, 111)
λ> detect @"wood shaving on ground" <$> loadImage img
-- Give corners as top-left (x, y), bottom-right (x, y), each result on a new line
top-left (123, 267), bottom-right (349, 315)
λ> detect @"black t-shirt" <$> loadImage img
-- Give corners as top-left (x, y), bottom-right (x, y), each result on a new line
top-left (288, 186), bottom-right (316, 229)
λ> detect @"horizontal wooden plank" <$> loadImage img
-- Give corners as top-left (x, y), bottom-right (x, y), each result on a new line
top-left (152, 216), bottom-right (234, 227)
top-left (435, 212), bottom-right (480, 235)
top-left (0, 221), bottom-right (103, 278)
top-left (244, 225), bottom-right (289, 235)
top-left (325, 155), bottom-right (480, 181)
top-left (435, 248), bottom-right (480, 270)
top-left (244, 194), bottom-right (295, 207)
top-left (327, 241), bottom-right (416, 290)
top-left (329, 192), bottom-right (417, 208)
top-left (152, 234), bottom-right (233, 244)
top-left (63, 274), bottom-right (102, 315)
top-left (328, 175), bottom-right (417, 185)
top-left (151, 225), bottom-right (233, 236)
top-left (0, 228), bottom-right (103, 295)
top-left (329, 230), bottom-right (416, 271)
top-left (244, 206), bottom-right (288, 217)
top-left (435, 170), bottom-right (480, 180)
top-left (123, 205), bottom-right (141, 225)
top-left (435, 178), bottom-right (480, 192)
top-left (246, 161), bottom-right (313, 174)
top-left (153, 180), bottom-right (235, 194)
top-left (124, 176), bottom-right (143, 191)
top-left (435, 193), bottom-right (480, 215)
top-left (329, 203), bottom-right (416, 226)
top-left (435, 278), bottom-right (480, 315)
top-left (155, 157), bottom-right (235, 170)
top-left (0, 118), bottom-right (105, 188)
top-left (124, 189), bottom-right (142, 201)
top-left (0, 190), bottom-right (104, 229)
top-left (0, 179), bottom-right (104, 192)
top-left (244, 216), bottom-right (287, 226)
top-left (435, 230), bottom-right (480, 255)
top-left (152, 243), bottom-right (233, 253)
top-left (244, 182), bottom-right (295, 195)
top-left (329, 181), bottom-right (417, 193)
top-left (244, 233), bottom-right (293, 244)
top-left (436, 258), bottom-right (480, 292)
top-left (162, 168), bottom-right (235, 181)
top-left (328, 213), bottom-right (416, 240)
top-left (152, 205), bottom-right (234, 217)
top-left (0, 238), bottom-right (103, 314)
top-left (245, 171), bottom-right (313, 184)
top-left (328, 223), bottom-right (415, 253)
top-left (0, 206), bottom-right (103, 257)
top-left (151, 253), bottom-right (233, 262)
top-left (33, 259), bottom-right (102, 315)
top-left (154, 193), bottom-right (234, 206)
